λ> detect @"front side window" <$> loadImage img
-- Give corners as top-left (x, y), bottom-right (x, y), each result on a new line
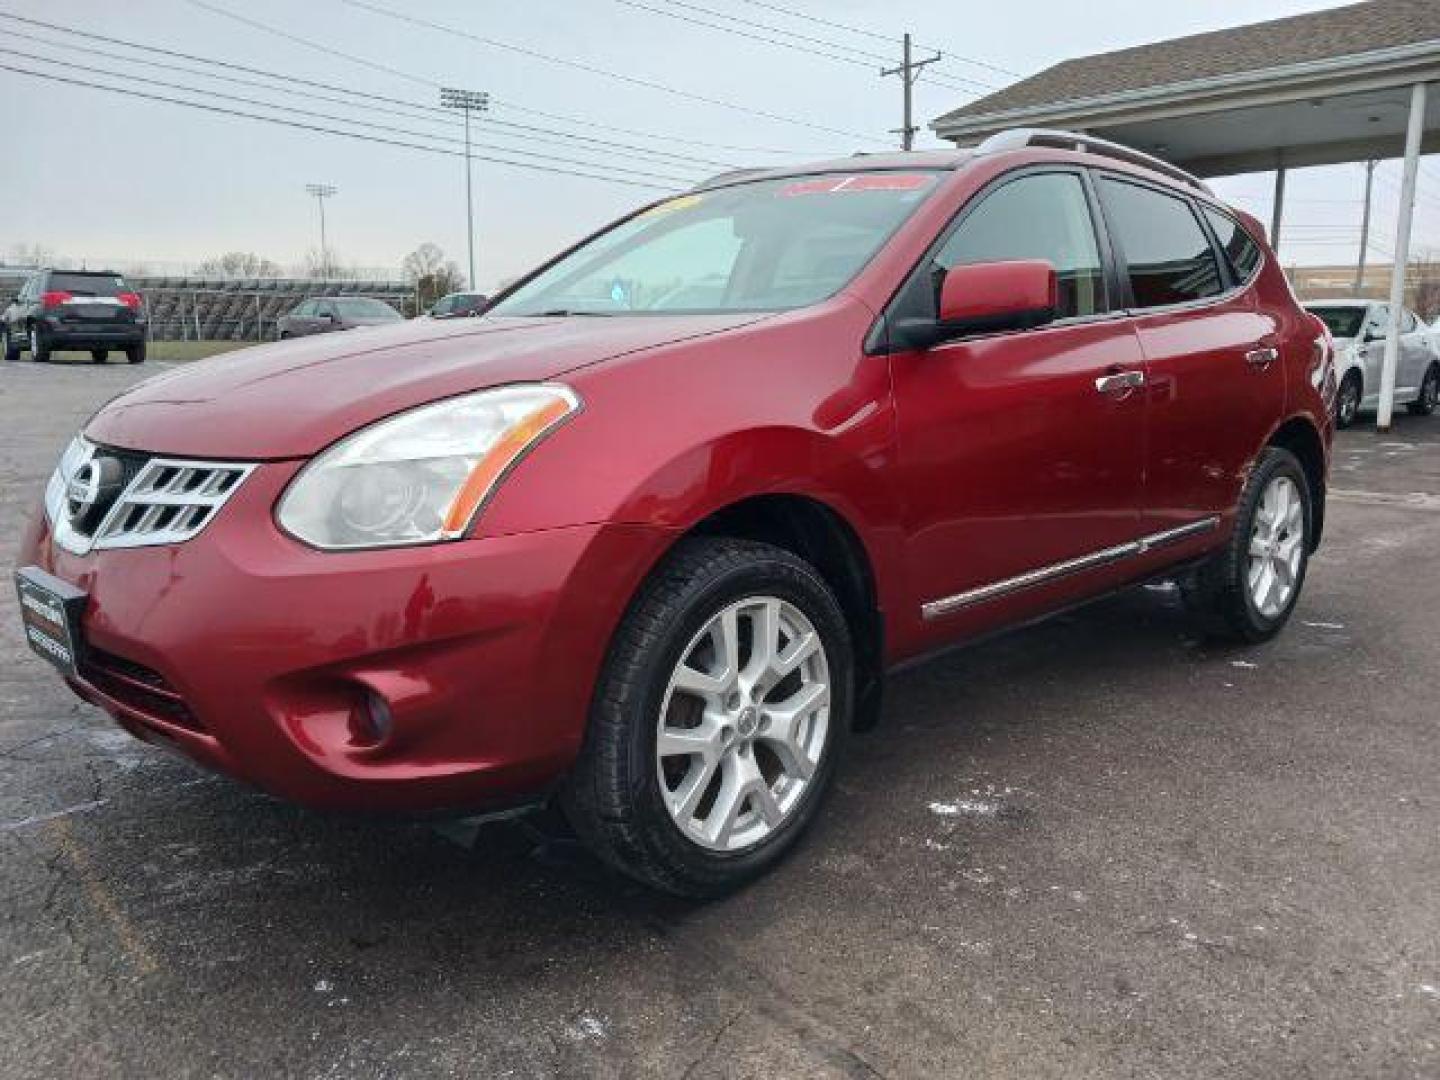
top-left (932, 171), bottom-right (1106, 320)
top-left (1202, 207), bottom-right (1262, 283)
top-left (333, 298), bottom-right (399, 320)
top-left (1099, 178), bottom-right (1222, 308)
top-left (489, 172), bottom-right (941, 316)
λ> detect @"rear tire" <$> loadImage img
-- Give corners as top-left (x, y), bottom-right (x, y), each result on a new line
top-left (1, 327), bottom-right (18, 362)
top-left (562, 537), bottom-right (852, 898)
top-left (90, 350), bottom-right (109, 364)
top-left (29, 325), bottom-right (51, 363)
top-left (1408, 364), bottom-right (1439, 416)
top-left (1182, 446), bottom-right (1311, 644)
top-left (125, 342), bottom-right (146, 365)
top-left (1335, 370), bottom-right (1361, 429)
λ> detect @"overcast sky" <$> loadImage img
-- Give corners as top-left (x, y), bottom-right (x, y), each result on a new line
top-left (3, 0), bottom-right (1437, 288)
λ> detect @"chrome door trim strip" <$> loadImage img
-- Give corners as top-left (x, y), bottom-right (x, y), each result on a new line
top-left (920, 515), bottom-right (1220, 620)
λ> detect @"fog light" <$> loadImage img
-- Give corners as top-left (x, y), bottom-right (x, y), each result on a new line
top-left (351, 689), bottom-right (394, 745)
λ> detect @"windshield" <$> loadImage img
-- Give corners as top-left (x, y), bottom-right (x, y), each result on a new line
top-left (489, 172), bottom-right (941, 317)
top-left (1306, 305), bottom-right (1366, 339)
top-left (334, 298), bottom-right (400, 320)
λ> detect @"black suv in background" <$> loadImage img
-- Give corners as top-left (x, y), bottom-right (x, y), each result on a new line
top-left (2, 269), bottom-right (147, 364)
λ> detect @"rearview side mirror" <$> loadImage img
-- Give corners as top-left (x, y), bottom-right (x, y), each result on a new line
top-left (895, 260), bottom-right (1058, 351)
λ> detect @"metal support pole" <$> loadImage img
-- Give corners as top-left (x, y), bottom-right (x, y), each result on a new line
top-left (318, 198), bottom-right (328, 277)
top-left (1270, 162), bottom-right (1287, 256)
top-left (1353, 160), bottom-right (1376, 294)
top-left (1379, 81), bottom-right (1428, 432)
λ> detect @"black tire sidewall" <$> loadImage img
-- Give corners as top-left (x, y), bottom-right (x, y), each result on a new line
top-left (581, 541), bottom-right (853, 896)
top-left (1337, 372), bottom-right (1361, 428)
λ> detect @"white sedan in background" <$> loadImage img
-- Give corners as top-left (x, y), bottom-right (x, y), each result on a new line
top-left (1305, 300), bottom-right (1440, 427)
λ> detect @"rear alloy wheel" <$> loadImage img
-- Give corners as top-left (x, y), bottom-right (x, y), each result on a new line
top-left (1183, 446), bottom-right (1311, 643)
top-left (1408, 365), bottom-right (1439, 416)
top-left (1, 327), bottom-right (18, 362)
top-left (29, 326), bottom-right (52, 363)
top-left (90, 349), bottom-right (109, 364)
top-left (1335, 371), bottom-right (1361, 429)
top-left (563, 537), bottom-right (852, 897)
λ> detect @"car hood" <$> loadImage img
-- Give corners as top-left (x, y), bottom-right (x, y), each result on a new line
top-left (85, 313), bottom-right (768, 459)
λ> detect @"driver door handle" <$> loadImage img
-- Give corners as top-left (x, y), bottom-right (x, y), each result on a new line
top-left (1247, 346), bottom-right (1279, 368)
top-left (1094, 370), bottom-right (1145, 394)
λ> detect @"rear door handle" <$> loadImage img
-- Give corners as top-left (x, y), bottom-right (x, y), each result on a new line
top-left (1247, 346), bottom-right (1279, 368)
top-left (1094, 370), bottom-right (1145, 394)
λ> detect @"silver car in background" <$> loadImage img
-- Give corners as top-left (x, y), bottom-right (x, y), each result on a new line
top-left (1305, 300), bottom-right (1440, 427)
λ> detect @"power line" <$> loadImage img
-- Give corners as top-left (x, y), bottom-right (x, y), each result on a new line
top-left (728, 0), bottom-right (1023, 79)
top-left (0, 9), bottom-right (810, 162)
top-left (10, 26), bottom-right (736, 172)
top-left (614, 0), bottom-right (996, 93)
top-left (12, 51), bottom-right (706, 185)
top-left (336, 0), bottom-right (889, 145)
top-left (0, 61), bottom-right (681, 191)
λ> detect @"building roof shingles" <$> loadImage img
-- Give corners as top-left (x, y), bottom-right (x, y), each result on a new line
top-left (936, 0), bottom-right (1440, 124)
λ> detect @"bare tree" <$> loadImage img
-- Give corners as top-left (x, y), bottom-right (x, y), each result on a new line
top-left (402, 243), bottom-right (465, 309)
top-left (304, 248), bottom-right (361, 280)
top-left (197, 251), bottom-right (283, 279)
top-left (1410, 250), bottom-right (1440, 322)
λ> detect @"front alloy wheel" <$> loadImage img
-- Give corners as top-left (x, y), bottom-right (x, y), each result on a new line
top-left (657, 596), bottom-right (830, 852)
top-left (564, 537), bottom-right (852, 897)
top-left (1409, 366), bottom-right (1439, 416)
top-left (1336, 373), bottom-right (1361, 429)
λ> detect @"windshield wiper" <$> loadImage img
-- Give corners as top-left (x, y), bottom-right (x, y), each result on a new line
top-left (526, 308), bottom-right (614, 317)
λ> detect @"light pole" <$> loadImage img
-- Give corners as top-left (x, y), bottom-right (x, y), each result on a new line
top-left (439, 86), bottom-right (489, 289)
top-left (305, 183), bottom-right (337, 277)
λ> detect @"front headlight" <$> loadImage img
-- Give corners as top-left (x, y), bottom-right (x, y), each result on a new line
top-left (276, 384), bottom-right (580, 550)
top-left (45, 434), bottom-right (92, 524)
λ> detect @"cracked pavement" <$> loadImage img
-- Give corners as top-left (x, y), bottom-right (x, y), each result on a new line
top-left (2, 358), bottom-right (1439, 1078)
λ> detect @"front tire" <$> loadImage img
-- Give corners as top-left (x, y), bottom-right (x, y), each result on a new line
top-left (1408, 364), bottom-right (1439, 416)
top-left (29, 325), bottom-right (52, 363)
top-left (1335, 371), bottom-right (1362, 429)
top-left (562, 537), bottom-right (852, 898)
top-left (90, 349), bottom-right (109, 364)
top-left (1183, 447), bottom-right (1311, 644)
top-left (1, 326), bottom-right (18, 362)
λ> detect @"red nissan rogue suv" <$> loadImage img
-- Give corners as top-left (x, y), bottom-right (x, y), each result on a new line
top-left (17, 130), bottom-right (1333, 896)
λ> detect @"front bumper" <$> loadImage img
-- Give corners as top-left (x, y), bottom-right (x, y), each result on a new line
top-left (19, 460), bottom-right (672, 814)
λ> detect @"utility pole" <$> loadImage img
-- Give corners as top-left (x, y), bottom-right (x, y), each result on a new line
top-left (1353, 159), bottom-right (1377, 294)
top-left (305, 183), bottom-right (337, 277)
top-left (439, 86), bottom-right (490, 289)
top-left (881, 33), bottom-right (941, 151)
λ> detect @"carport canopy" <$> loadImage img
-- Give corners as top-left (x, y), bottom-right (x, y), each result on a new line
top-left (932, 0), bottom-right (1440, 430)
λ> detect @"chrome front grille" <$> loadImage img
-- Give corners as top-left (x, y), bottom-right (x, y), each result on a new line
top-left (48, 438), bottom-right (255, 555)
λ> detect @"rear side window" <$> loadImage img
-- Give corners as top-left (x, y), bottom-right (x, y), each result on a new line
top-left (1202, 207), bottom-right (1263, 283)
top-left (933, 172), bottom-right (1106, 319)
top-left (49, 273), bottom-right (126, 296)
top-left (1098, 178), bottom-right (1222, 308)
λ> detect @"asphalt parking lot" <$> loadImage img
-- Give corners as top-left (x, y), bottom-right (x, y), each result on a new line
top-left (2, 358), bottom-right (1438, 1079)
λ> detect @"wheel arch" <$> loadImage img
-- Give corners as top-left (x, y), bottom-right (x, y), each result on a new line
top-left (1266, 415), bottom-right (1327, 552)
top-left (681, 492), bottom-right (886, 731)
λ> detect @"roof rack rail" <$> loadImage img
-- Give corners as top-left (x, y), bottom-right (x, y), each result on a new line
top-left (975, 128), bottom-right (1213, 195)
top-left (691, 167), bottom-right (768, 191)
